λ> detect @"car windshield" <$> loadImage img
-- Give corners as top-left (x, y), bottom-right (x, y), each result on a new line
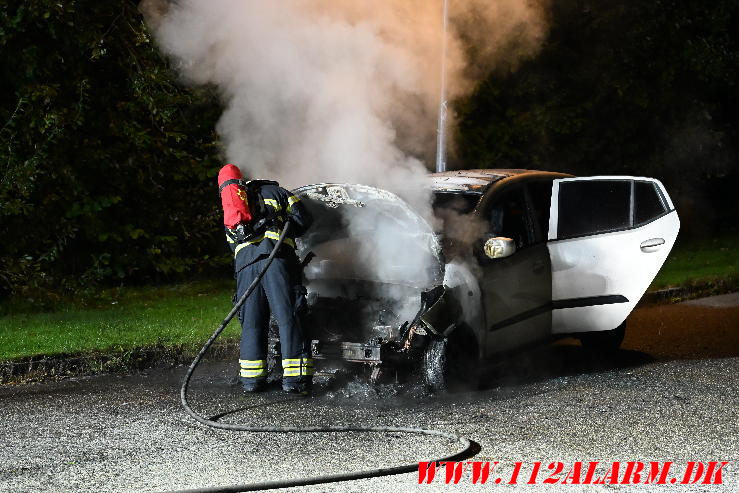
top-left (431, 192), bottom-right (483, 254)
top-left (432, 191), bottom-right (480, 216)
top-left (294, 184), bottom-right (443, 288)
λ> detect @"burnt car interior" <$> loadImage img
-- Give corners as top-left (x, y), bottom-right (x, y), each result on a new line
top-left (484, 180), bottom-right (555, 252)
top-left (431, 191), bottom-right (482, 256)
top-left (432, 192), bottom-right (480, 216)
top-left (486, 188), bottom-right (530, 248)
top-left (526, 180), bottom-right (554, 240)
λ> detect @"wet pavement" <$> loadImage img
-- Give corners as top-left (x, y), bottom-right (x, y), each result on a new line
top-left (684, 292), bottom-right (739, 309)
top-left (1, 295), bottom-right (738, 492)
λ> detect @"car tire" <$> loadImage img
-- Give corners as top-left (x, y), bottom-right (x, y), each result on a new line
top-left (579, 321), bottom-right (626, 352)
top-left (422, 326), bottom-right (479, 393)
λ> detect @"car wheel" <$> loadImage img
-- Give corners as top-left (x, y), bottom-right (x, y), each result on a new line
top-left (579, 321), bottom-right (626, 352)
top-left (422, 326), bottom-right (479, 393)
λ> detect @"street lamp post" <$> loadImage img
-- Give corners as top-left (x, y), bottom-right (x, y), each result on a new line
top-left (435, 0), bottom-right (449, 173)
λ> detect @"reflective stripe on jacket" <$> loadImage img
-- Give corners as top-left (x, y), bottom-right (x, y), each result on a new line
top-left (232, 184), bottom-right (312, 272)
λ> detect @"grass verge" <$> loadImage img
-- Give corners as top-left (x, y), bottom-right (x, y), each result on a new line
top-left (649, 233), bottom-right (738, 290)
top-left (0, 233), bottom-right (736, 365)
top-left (0, 280), bottom-right (237, 361)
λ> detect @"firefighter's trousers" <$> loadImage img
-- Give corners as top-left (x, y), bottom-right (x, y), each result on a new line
top-left (236, 256), bottom-right (312, 385)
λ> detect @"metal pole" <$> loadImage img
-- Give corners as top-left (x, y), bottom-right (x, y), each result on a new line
top-left (435, 0), bottom-right (449, 173)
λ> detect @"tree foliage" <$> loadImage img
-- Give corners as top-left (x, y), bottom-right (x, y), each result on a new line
top-left (1, 0), bottom-right (737, 300)
top-left (456, 0), bottom-right (739, 234)
top-left (0, 1), bottom-right (224, 300)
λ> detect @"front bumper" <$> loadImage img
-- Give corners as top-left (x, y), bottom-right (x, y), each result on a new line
top-left (310, 339), bottom-right (383, 364)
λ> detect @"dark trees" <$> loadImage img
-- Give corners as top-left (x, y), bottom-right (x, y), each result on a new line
top-left (0, 1), bottom-right (224, 299)
top-left (1, 0), bottom-right (737, 299)
top-left (456, 0), bottom-right (739, 235)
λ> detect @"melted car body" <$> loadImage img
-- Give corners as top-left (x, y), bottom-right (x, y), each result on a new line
top-left (289, 170), bottom-right (680, 389)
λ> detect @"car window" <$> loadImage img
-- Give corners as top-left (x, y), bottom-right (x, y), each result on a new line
top-left (432, 192), bottom-right (480, 216)
top-left (557, 180), bottom-right (631, 239)
top-left (432, 191), bottom-right (481, 242)
top-left (486, 187), bottom-right (532, 249)
top-left (525, 180), bottom-right (554, 243)
top-left (634, 181), bottom-right (668, 226)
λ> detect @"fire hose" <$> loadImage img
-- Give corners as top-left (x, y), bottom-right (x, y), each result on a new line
top-left (170, 220), bottom-right (477, 493)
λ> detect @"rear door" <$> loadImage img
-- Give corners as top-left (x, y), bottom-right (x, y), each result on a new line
top-left (547, 177), bottom-right (679, 334)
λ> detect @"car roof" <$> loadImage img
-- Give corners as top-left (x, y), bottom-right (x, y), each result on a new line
top-left (429, 169), bottom-right (542, 193)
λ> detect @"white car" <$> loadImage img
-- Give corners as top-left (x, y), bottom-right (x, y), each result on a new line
top-left (288, 169), bottom-right (679, 390)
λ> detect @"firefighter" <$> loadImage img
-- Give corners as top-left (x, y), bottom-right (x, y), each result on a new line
top-left (217, 164), bottom-right (314, 395)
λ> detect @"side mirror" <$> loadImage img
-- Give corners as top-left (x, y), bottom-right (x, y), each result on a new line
top-left (483, 236), bottom-right (516, 259)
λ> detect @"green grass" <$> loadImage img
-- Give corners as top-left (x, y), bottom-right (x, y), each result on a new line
top-left (650, 233), bottom-right (738, 290)
top-left (0, 280), bottom-right (237, 361)
top-left (0, 234), bottom-right (736, 362)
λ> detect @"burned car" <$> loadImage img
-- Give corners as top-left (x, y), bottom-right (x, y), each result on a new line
top-left (284, 170), bottom-right (679, 391)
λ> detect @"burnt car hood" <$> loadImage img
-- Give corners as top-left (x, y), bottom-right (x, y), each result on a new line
top-left (293, 183), bottom-right (443, 288)
top-left (293, 183), bottom-right (450, 342)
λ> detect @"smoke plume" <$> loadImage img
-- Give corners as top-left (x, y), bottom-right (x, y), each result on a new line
top-left (142, 0), bottom-right (548, 304)
top-left (141, 0), bottom-right (548, 207)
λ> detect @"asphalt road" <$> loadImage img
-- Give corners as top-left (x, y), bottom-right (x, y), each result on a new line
top-left (1, 295), bottom-right (738, 492)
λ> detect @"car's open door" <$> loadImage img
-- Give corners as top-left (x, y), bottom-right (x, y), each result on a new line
top-left (547, 177), bottom-right (679, 334)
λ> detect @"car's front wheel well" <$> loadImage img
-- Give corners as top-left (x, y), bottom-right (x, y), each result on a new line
top-left (421, 323), bottom-right (480, 393)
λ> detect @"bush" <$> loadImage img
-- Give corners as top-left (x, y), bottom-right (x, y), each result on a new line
top-left (0, 1), bottom-right (228, 299)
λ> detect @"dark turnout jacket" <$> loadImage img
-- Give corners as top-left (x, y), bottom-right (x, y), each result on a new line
top-left (228, 183), bottom-right (312, 273)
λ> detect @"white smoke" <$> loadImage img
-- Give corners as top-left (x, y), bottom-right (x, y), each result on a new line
top-left (142, 0), bottom-right (549, 301)
top-left (141, 0), bottom-right (548, 210)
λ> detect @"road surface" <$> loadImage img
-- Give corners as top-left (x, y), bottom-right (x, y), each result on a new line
top-left (1, 295), bottom-right (738, 492)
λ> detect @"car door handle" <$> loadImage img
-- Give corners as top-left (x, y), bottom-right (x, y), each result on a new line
top-left (640, 238), bottom-right (665, 253)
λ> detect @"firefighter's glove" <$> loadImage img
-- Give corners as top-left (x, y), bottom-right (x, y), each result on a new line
top-left (251, 217), bottom-right (269, 233)
top-left (229, 223), bottom-right (251, 243)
